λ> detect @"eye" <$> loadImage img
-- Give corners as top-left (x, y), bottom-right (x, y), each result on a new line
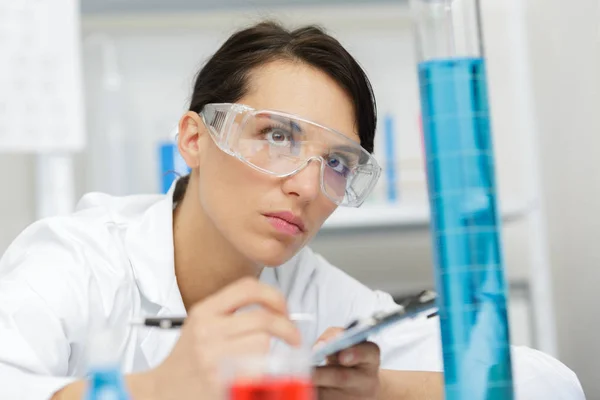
top-left (327, 155), bottom-right (350, 176)
top-left (262, 127), bottom-right (294, 147)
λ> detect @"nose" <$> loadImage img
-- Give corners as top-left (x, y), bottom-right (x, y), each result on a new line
top-left (281, 158), bottom-right (322, 203)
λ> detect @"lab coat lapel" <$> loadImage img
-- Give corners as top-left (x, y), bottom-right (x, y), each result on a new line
top-left (125, 191), bottom-right (176, 308)
top-left (124, 182), bottom-right (186, 368)
top-left (138, 279), bottom-right (185, 368)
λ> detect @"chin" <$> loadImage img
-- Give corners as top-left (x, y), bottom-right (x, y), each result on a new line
top-left (248, 238), bottom-right (302, 267)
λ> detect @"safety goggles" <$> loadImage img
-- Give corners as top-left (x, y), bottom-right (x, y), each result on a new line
top-left (198, 103), bottom-right (381, 207)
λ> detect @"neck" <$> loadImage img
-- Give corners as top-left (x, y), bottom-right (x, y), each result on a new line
top-left (172, 179), bottom-right (261, 311)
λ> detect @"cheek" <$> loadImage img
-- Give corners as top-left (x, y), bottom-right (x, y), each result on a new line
top-left (311, 196), bottom-right (338, 226)
top-left (323, 167), bottom-right (348, 200)
top-left (197, 147), bottom-right (273, 210)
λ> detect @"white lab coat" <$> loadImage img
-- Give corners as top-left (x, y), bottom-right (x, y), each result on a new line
top-left (0, 185), bottom-right (585, 400)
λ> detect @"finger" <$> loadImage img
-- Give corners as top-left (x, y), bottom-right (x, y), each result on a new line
top-left (215, 309), bottom-right (302, 346)
top-left (313, 327), bottom-right (345, 366)
top-left (326, 353), bottom-right (340, 366)
top-left (337, 341), bottom-right (381, 368)
top-left (197, 277), bottom-right (288, 316)
top-left (313, 365), bottom-right (376, 392)
top-left (314, 327), bottom-right (344, 346)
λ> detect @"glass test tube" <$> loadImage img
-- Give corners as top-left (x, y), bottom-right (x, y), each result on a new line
top-left (410, 0), bottom-right (515, 398)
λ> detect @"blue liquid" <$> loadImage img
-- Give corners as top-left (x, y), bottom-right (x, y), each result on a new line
top-left (85, 366), bottom-right (130, 400)
top-left (384, 114), bottom-right (398, 203)
top-left (418, 57), bottom-right (514, 399)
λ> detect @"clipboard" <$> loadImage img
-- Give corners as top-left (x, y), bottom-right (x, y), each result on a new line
top-left (312, 290), bottom-right (438, 365)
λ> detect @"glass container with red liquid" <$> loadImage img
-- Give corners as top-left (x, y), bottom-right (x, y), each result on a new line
top-left (222, 350), bottom-right (314, 400)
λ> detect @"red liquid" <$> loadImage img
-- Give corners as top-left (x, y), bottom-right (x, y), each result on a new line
top-left (229, 378), bottom-right (314, 400)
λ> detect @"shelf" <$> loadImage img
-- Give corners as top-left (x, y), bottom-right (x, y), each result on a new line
top-left (321, 199), bottom-right (534, 231)
top-left (363, 279), bottom-right (530, 298)
top-left (81, 0), bottom-right (404, 15)
top-left (81, 2), bottom-right (411, 32)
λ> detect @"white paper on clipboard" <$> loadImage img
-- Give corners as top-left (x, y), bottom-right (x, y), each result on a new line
top-left (0, 0), bottom-right (85, 152)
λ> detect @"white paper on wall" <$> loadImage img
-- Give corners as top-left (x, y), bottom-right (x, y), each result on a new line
top-left (0, 0), bottom-right (85, 152)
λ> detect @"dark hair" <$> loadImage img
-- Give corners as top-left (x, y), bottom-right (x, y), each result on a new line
top-left (174, 21), bottom-right (377, 204)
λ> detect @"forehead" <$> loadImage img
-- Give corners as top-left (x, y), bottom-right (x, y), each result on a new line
top-left (239, 60), bottom-right (359, 143)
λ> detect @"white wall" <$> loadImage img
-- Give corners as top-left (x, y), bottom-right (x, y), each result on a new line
top-left (0, 155), bottom-right (35, 250)
top-left (525, 0), bottom-right (600, 397)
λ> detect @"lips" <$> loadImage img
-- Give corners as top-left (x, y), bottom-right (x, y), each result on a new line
top-left (264, 211), bottom-right (306, 234)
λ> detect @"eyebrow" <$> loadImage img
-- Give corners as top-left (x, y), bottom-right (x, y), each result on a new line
top-left (256, 112), bottom-right (368, 160)
top-left (259, 113), bottom-right (303, 133)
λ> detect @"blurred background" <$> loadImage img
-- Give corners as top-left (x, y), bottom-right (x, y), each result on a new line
top-left (0, 0), bottom-right (598, 397)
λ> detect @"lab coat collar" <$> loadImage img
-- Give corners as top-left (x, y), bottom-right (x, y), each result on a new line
top-left (124, 181), bottom-right (186, 368)
top-left (124, 181), bottom-right (185, 315)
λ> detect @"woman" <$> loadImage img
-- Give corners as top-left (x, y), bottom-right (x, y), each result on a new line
top-left (0, 22), bottom-right (583, 400)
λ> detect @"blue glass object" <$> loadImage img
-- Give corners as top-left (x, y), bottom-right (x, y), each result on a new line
top-left (85, 365), bottom-right (130, 400)
top-left (418, 57), bottom-right (514, 399)
top-left (159, 141), bottom-right (191, 194)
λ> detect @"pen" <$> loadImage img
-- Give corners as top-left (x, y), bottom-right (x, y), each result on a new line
top-left (131, 313), bottom-right (316, 329)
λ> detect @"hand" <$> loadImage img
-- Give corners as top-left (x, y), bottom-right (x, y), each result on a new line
top-left (146, 277), bottom-right (302, 400)
top-left (313, 327), bottom-right (381, 400)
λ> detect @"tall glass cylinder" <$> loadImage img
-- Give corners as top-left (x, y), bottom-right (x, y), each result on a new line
top-left (410, 0), bottom-right (515, 398)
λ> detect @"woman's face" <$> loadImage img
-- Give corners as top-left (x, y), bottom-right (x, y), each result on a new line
top-left (181, 60), bottom-right (359, 266)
